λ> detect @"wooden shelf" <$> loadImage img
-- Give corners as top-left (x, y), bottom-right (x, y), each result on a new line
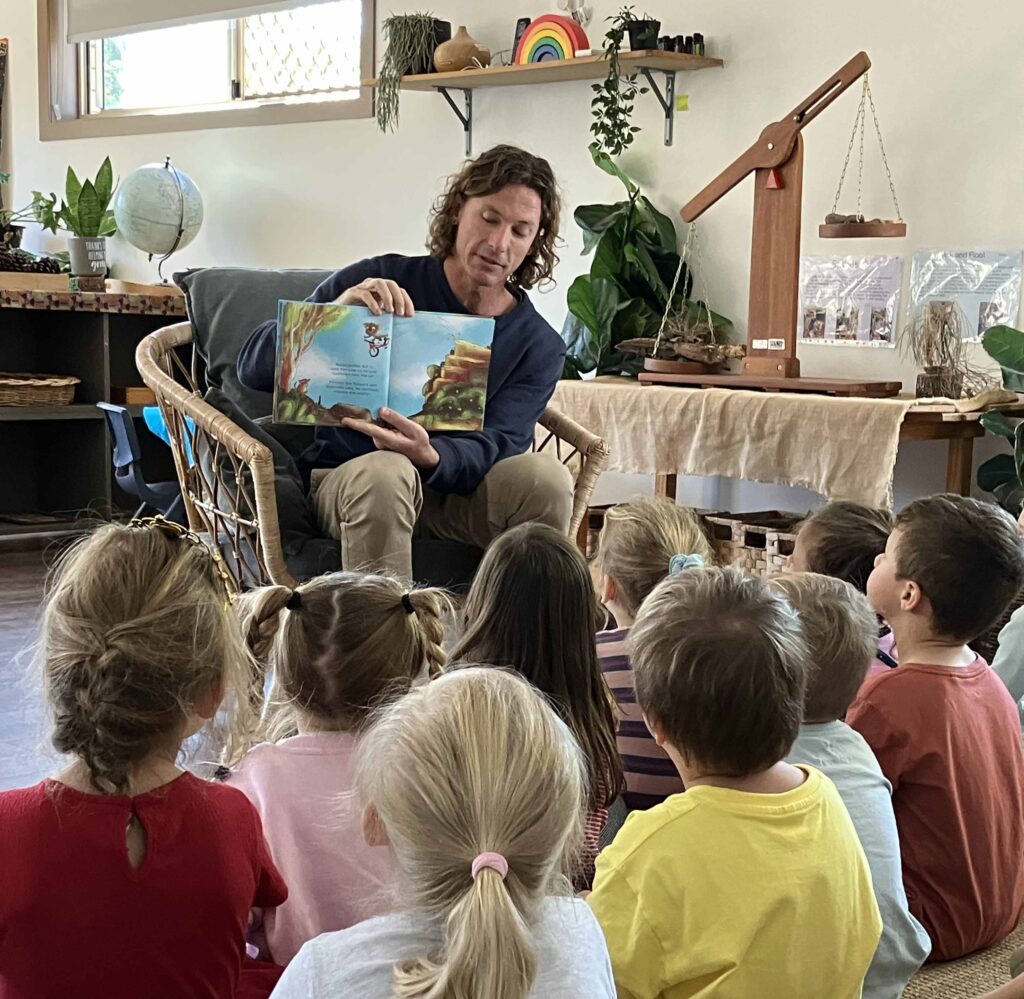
top-left (364, 50), bottom-right (722, 91)
top-left (364, 50), bottom-right (724, 153)
top-left (0, 405), bottom-right (105, 421)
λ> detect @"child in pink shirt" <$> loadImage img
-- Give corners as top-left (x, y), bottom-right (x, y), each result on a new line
top-left (226, 571), bottom-right (450, 965)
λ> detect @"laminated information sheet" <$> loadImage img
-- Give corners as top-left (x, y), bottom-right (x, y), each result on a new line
top-left (909, 250), bottom-right (1022, 341)
top-left (799, 256), bottom-right (903, 348)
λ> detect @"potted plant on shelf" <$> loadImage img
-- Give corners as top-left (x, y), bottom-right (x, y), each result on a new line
top-left (591, 6), bottom-right (660, 157)
top-left (0, 172), bottom-right (37, 249)
top-left (376, 13), bottom-right (451, 133)
top-left (32, 157), bottom-right (117, 277)
top-left (562, 144), bottom-right (731, 378)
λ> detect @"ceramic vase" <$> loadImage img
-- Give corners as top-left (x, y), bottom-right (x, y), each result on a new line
top-left (434, 25), bottom-right (491, 72)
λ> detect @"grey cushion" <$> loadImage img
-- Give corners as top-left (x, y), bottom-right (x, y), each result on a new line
top-left (174, 266), bottom-right (332, 422)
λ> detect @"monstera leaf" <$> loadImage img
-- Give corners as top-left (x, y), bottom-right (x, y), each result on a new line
top-left (982, 325), bottom-right (1024, 392)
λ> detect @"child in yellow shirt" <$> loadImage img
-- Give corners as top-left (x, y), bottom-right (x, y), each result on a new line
top-left (588, 566), bottom-right (882, 999)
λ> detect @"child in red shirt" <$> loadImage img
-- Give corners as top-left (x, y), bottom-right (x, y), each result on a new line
top-left (0, 520), bottom-right (287, 999)
top-left (848, 494), bottom-right (1024, 961)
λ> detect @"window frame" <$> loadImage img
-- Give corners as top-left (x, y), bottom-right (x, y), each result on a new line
top-left (37, 0), bottom-right (375, 141)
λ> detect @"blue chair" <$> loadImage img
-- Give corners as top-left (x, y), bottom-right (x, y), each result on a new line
top-left (96, 403), bottom-right (185, 523)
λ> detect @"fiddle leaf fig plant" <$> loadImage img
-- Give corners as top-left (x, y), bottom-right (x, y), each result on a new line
top-left (562, 144), bottom-right (728, 378)
top-left (976, 324), bottom-right (1024, 513)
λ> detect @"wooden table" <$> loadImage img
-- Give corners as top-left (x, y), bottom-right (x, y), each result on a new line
top-left (650, 401), bottom-right (1024, 500)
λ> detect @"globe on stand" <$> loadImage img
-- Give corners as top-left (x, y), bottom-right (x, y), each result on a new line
top-left (113, 156), bottom-right (203, 281)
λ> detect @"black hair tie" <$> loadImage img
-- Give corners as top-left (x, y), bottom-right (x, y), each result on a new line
top-left (286, 590), bottom-right (303, 611)
top-left (401, 592), bottom-right (415, 615)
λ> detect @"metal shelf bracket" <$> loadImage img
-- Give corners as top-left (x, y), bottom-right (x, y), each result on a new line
top-left (640, 69), bottom-right (676, 146)
top-left (436, 86), bottom-right (473, 156)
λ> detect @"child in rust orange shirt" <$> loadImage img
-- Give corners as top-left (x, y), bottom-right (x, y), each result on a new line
top-left (848, 494), bottom-right (1024, 961)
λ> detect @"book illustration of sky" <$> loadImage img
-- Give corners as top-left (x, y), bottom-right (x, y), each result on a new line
top-left (285, 303), bottom-right (390, 416)
top-left (386, 311), bottom-right (495, 418)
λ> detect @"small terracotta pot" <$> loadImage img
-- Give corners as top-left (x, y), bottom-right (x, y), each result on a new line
top-left (434, 25), bottom-right (491, 72)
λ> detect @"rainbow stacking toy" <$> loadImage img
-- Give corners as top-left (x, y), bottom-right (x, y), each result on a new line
top-left (513, 14), bottom-right (589, 64)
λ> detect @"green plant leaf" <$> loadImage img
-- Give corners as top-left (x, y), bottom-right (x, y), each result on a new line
top-left (978, 452), bottom-right (1018, 493)
top-left (591, 220), bottom-right (628, 283)
top-left (981, 410), bottom-right (1017, 444)
top-left (625, 241), bottom-right (668, 301)
top-left (64, 167), bottom-right (82, 213)
top-left (98, 210), bottom-right (117, 236)
top-left (994, 481), bottom-right (1024, 516)
top-left (75, 180), bottom-right (102, 236)
top-left (94, 157), bottom-right (114, 210)
top-left (982, 325), bottom-right (1024, 375)
top-left (635, 195), bottom-right (678, 252)
top-left (587, 142), bottom-right (638, 194)
top-left (1015, 421), bottom-right (1024, 492)
top-left (575, 202), bottom-right (629, 256)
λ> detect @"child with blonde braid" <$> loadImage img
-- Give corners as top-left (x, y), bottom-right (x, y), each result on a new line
top-left (226, 571), bottom-right (450, 966)
top-left (0, 520), bottom-right (287, 999)
top-left (593, 496), bottom-right (714, 810)
top-left (271, 668), bottom-right (616, 999)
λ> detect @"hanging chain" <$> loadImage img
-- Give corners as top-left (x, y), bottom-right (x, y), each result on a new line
top-left (831, 78), bottom-right (868, 214)
top-left (855, 91), bottom-right (866, 216)
top-left (864, 78), bottom-right (903, 220)
top-left (654, 222), bottom-right (717, 355)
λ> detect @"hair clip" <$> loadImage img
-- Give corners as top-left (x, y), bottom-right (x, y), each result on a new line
top-left (669, 553), bottom-right (705, 575)
top-left (401, 592), bottom-right (415, 614)
top-left (286, 590), bottom-right (303, 611)
top-left (128, 514), bottom-right (235, 605)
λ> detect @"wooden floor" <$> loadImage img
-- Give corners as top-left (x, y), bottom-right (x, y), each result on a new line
top-left (0, 549), bottom-right (57, 790)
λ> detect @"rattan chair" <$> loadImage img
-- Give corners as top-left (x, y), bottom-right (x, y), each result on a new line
top-left (136, 321), bottom-right (609, 591)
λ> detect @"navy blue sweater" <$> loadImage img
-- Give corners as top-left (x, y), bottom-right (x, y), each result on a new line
top-left (237, 254), bottom-right (565, 496)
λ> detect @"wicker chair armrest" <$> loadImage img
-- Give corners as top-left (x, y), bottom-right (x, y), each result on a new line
top-left (135, 322), bottom-right (294, 587)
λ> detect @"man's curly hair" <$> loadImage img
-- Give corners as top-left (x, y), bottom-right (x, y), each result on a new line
top-left (426, 144), bottom-right (561, 291)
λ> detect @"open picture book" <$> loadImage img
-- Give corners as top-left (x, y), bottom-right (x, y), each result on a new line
top-left (273, 301), bottom-right (495, 430)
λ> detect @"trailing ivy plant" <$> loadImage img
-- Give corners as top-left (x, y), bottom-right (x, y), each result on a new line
top-left (590, 6), bottom-right (649, 158)
top-left (977, 324), bottom-right (1024, 513)
top-left (377, 13), bottom-right (441, 133)
top-left (562, 144), bottom-right (728, 378)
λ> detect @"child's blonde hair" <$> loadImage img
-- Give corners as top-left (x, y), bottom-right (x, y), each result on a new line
top-left (235, 571), bottom-right (449, 749)
top-left (358, 667), bottom-right (585, 999)
top-left (596, 497), bottom-right (714, 616)
top-left (42, 521), bottom-right (255, 795)
top-left (770, 573), bottom-right (878, 722)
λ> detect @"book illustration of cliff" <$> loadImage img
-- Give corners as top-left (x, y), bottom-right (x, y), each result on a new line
top-left (410, 340), bottom-right (491, 431)
top-left (276, 304), bottom-right (378, 425)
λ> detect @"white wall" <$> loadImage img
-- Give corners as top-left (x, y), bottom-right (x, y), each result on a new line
top-left (3, 0), bottom-right (1020, 511)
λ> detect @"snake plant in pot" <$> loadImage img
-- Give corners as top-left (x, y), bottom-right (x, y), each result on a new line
top-left (976, 324), bottom-right (1024, 513)
top-left (562, 144), bottom-right (727, 378)
top-left (32, 157), bottom-right (117, 277)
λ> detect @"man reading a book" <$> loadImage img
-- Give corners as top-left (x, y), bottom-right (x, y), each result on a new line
top-left (238, 144), bottom-right (572, 580)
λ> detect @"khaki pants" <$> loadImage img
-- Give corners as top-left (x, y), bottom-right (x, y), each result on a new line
top-left (311, 450), bottom-right (574, 581)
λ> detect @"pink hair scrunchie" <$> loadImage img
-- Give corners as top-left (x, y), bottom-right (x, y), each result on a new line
top-left (471, 852), bottom-right (509, 880)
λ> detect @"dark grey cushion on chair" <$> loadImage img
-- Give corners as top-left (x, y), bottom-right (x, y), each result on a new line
top-left (174, 266), bottom-right (333, 421)
top-left (172, 266), bottom-right (481, 588)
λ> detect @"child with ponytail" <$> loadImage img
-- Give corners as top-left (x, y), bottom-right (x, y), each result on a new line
top-left (271, 668), bottom-right (616, 999)
top-left (226, 571), bottom-right (449, 966)
top-left (448, 522), bottom-right (624, 887)
top-left (593, 496), bottom-right (714, 810)
top-left (0, 520), bottom-right (287, 999)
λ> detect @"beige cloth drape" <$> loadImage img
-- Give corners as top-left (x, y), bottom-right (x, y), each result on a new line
top-left (552, 378), bottom-right (915, 508)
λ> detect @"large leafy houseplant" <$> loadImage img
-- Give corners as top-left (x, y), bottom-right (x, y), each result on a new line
top-left (976, 324), bottom-right (1024, 512)
top-left (563, 144), bottom-right (725, 378)
top-left (32, 157), bottom-right (117, 237)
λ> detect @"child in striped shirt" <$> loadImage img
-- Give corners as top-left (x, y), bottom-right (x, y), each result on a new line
top-left (593, 497), bottom-right (714, 810)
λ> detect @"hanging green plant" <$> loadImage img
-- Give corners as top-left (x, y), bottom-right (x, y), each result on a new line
top-left (976, 324), bottom-right (1024, 513)
top-left (590, 6), bottom-right (652, 158)
top-left (377, 13), bottom-right (447, 133)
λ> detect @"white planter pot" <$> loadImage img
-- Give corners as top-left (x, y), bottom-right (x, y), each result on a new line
top-left (68, 236), bottom-right (108, 277)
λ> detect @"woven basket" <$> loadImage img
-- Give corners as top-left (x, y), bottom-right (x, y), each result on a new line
top-left (701, 511), bottom-right (802, 578)
top-left (0, 372), bottom-right (80, 406)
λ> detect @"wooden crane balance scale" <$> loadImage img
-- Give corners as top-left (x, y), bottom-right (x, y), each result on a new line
top-left (639, 51), bottom-right (906, 398)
